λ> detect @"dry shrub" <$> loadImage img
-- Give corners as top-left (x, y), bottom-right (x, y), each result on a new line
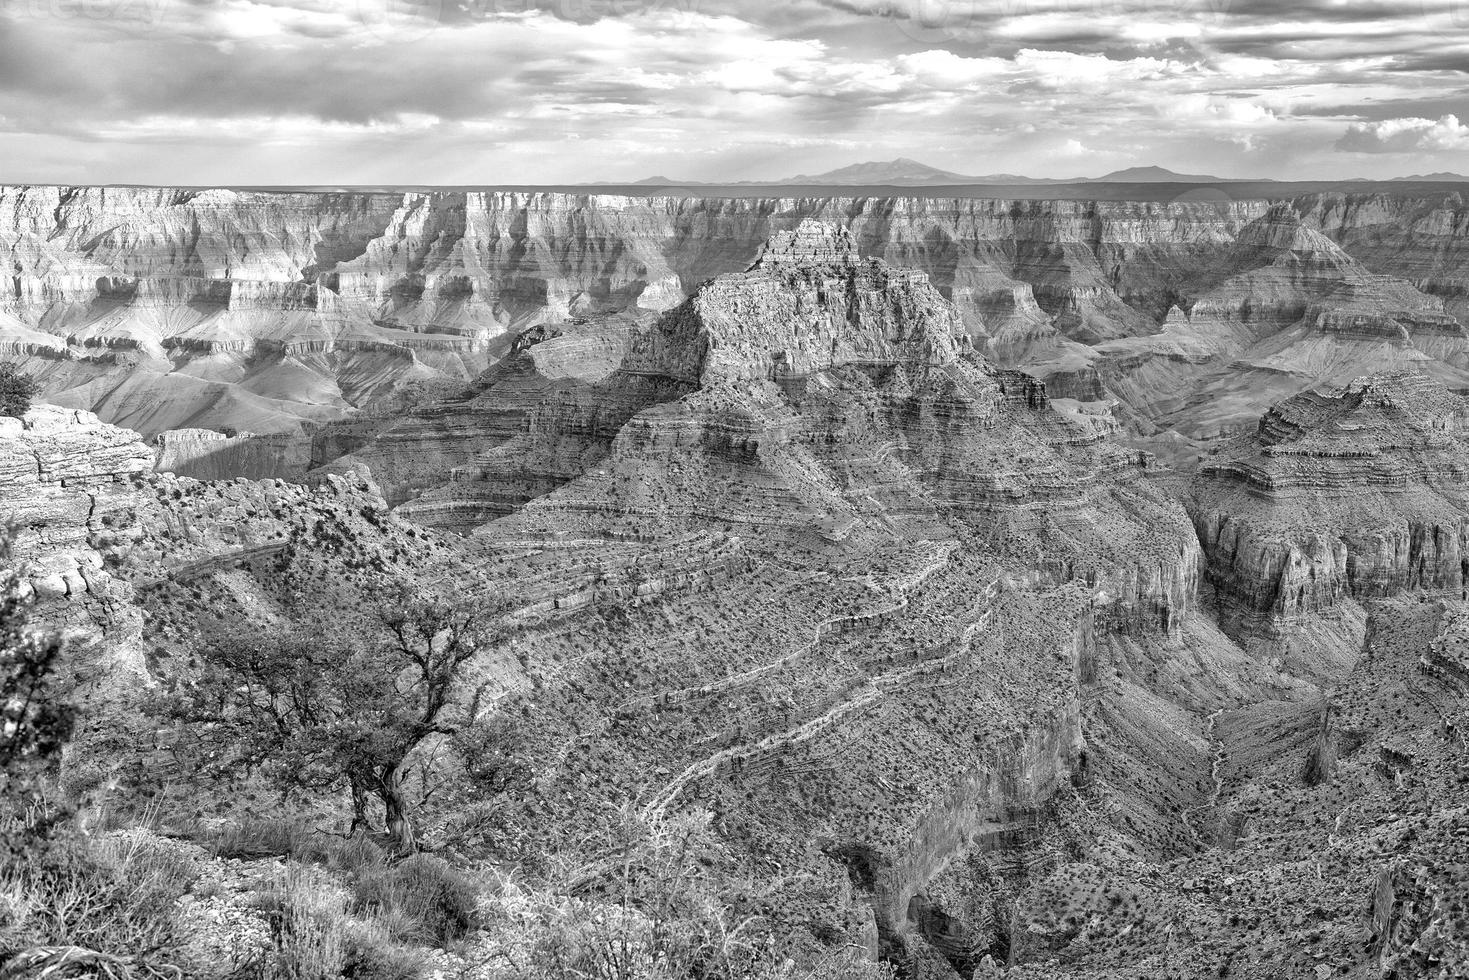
top-left (212, 818), bottom-right (315, 861)
top-left (0, 830), bottom-right (198, 976)
top-left (339, 918), bottom-right (425, 980)
top-left (350, 855), bottom-right (479, 945)
top-left (254, 866), bottom-right (349, 980)
top-left (252, 864), bottom-right (430, 980)
top-left (318, 835), bottom-right (386, 877)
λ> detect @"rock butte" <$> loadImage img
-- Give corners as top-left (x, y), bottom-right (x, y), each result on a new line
top-left (1, 220), bottom-right (1464, 977)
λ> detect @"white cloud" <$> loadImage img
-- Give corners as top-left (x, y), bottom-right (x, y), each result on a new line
top-left (895, 49), bottom-right (1006, 88)
top-left (4, 0), bottom-right (1469, 181)
top-left (1336, 115), bottom-right (1469, 154)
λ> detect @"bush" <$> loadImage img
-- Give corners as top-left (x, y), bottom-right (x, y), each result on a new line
top-left (255, 866), bottom-right (350, 980)
top-left (212, 817), bottom-right (316, 861)
top-left (340, 919), bottom-right (427, 980)
top-left (0, 830), bottom-right (198, 974)
top-left (0, 364), bottom-right (37, 419)
top-left (0, 544), bottom-right (73, 856)
top-left (317, 834), bottom-right (388, 876)
top-left (351, 855), bottom-right (479, 945)
top-left (254, 865), bottom-right (428, 980)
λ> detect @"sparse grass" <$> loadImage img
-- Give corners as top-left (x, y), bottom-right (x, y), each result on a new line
top-left (211, 817), bottom-right (315, 861)
top-left (0, 830), bottom-right (198, 977)
top-left (350, 855), bottom-right (480, 946)
top-left (252, 865), bottom-right (431, 980)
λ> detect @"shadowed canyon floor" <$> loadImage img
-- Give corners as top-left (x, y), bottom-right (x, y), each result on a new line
top-left (2, 221), bottom-right (1465, 978)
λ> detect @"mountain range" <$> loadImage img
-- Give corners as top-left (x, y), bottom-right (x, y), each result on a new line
top-left (633, 158), bottom-right (1467, 187)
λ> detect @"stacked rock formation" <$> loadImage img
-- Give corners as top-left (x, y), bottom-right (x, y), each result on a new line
top-left (1190, 372), bottom-right (1469, 628)
top-left (377, 222), bottom-right (1196, 625)
top-left (0, 406), bottom-right (154, 605)
top-left (627, 221), bottom-right (971, 384)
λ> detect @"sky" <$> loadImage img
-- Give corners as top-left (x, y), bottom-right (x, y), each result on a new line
top-left (2, 0), bottom-right (1468, 184)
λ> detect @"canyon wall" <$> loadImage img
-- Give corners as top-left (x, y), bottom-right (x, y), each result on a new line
top-left (8, 186), bottom-right (1469, 454)
top-left (1189, 373), bottom-right (1469, 641)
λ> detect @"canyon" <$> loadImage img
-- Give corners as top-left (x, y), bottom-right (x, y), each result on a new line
top-left (6, 185), bottom-right (1469, 483)
top-left (2, 214), bottom-right (1466, 978)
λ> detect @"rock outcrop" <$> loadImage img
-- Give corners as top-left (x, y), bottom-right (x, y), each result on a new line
top-left (1190, 373), bottom-right (1469, 632)
top-left (0, 406), bottom-right (153, 607)
top-left (154, 428), bottom-right (313, 482)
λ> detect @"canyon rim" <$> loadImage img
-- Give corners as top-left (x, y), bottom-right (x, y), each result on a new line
top-left (2, 2), bottom-right (1469, 979)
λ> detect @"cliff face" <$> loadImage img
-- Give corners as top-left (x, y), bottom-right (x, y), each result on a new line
top-left (153, 428), bottom-right (314, 482)
top-left (0, 406), bottom-right (154, 613)
top-left (1189, 373), bottom-right (1469, 633)
top-left (10, 186), bottom-right (1469, 459)
top-left (627, 221), bottom-right (970, 384)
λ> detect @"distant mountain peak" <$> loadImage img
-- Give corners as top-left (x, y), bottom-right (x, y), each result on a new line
top-left (1094, 165), bottom-right (1227, 183)
top-left (789, 158), bottom-right (975, 185)
top-left (1390, 172), bottom-right (1469, 182)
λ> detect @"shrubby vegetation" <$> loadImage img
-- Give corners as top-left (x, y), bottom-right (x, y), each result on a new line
top-left (486, 811), bottom-right (895, 980)
top-left (0, 365), bottom-right (37, 419)
top-left (0, 536), bottom-right (74, 854)
top-left (155, 590), bottom-right (488, 854)
top-left (0, 830), bottom-right (198, 979)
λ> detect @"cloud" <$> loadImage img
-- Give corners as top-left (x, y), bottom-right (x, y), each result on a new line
top-left (1336, 114), bottom-right (1469, 153)
top-left (2, 0), bottom-right (1469, 182)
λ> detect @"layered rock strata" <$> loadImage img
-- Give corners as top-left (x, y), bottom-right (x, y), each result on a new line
top-left (11, 185), bottom-right (1469, 462)
top-left (1190, 373), bottom-right (1469, 633)
top-left (390, 222), bottom-right (1209, 974)
top-left (13, 216), bottom-right (1464, 977)
top-left (0, 406), bottom-right (153, 608)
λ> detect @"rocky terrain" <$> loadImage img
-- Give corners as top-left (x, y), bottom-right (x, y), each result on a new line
top-left (7, 186), bottom-right (1469, 480)
top-left (1191, 374), bottom-right (1469, 631)
top-left (1, 221), bottom-right (1465, 978)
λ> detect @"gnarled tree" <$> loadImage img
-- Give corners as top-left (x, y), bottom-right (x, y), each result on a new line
top-left (159, 589), bottom-right (488, 853)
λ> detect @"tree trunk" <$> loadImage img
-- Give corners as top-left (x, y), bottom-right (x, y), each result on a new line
top-left (349, 776), bottom-right (371, 835)
top-left (380, 765), bottom-right (416, 854)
